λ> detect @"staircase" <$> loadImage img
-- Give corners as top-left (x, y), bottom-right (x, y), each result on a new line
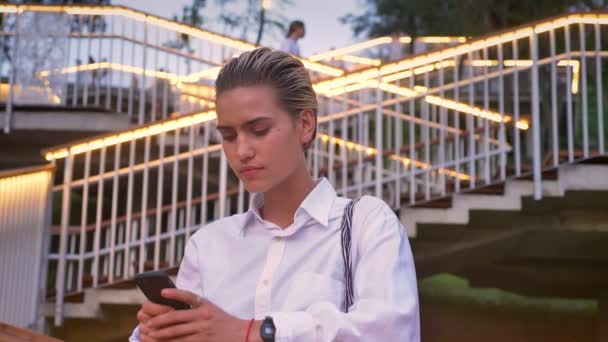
top-left (1, 5), bottom-right (608, 341)
top-left (41, 158), bottom-right (608, 342)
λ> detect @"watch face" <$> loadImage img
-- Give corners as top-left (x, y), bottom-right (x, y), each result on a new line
top-left (261, 317), bottom-right (276, 341)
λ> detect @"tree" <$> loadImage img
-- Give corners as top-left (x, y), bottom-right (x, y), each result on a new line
top-left (174, 0), bottom-right (206, 28)
top-left (174, 0), bottom-right (292, 47)
top-left (216, 0), bottom-right (292, 46)
top-left (342, 0), bottom-right (608, 41)
top-left (0, 0), bottom-right (109, 70)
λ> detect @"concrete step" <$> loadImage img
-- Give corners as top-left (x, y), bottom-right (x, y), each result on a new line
top-left (0, 107), bottom-right (134, 132)
top-left (0, 130), bottom-right (109, 170)
top-left (400, 162), bottom-right (608, 236)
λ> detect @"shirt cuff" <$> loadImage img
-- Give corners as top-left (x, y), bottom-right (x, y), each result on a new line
top-left (270, 311), bottom-right (316, 342)
top-left (128, 326), bottom-right (140, 342)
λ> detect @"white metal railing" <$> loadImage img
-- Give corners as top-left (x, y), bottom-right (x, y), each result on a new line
top-left (0, 4), bottom-right (344, 134)
top-left (308, 36), bottom-right (467, 70)
top-left (35, 11), bottom-right (608, 326)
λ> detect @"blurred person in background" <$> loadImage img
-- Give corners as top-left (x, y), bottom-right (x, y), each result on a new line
top-left (280, 20), bottom-right (305, 56)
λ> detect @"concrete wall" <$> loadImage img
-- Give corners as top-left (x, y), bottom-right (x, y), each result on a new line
top-left (0, 165), bottom-right (53, 329)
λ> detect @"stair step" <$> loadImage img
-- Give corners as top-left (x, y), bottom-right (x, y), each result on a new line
top-left (414, 225), bottom-right (514, 242)
top-left (517, 168), bottom-right (558, 181)
top-left (461, 183), bottom-right (505, 195)
top-left (580, 155), bottom-right (608, 164)
top-left (410, 196), bottom-right (452, 209)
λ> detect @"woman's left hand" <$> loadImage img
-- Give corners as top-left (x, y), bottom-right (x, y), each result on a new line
top-left (145, 288), bottom-right (254, 342)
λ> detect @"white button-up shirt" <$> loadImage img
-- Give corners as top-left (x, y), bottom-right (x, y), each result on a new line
top-left (130, 178), bottom-right (420, 341)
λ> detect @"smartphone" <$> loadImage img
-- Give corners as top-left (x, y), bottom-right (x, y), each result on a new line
top-left (134, 270), bottom-right (191, 310)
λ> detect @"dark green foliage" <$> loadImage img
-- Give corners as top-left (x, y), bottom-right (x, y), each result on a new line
top-left (342, 0), bottom-right (608, 39)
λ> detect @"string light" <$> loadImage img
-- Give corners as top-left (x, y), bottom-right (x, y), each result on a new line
top-left (0, 4), bottom-right (344, 77)
top-left (337, 55), bottom-right (382, 66)
top-left (317, 133), bottom-right (471, 180)
top-left (261, 0), bottom-right (272, 10)
top-left (44, 111), bottom-right (217, 161)
top-left (38, 8), bottom-right (596, 161)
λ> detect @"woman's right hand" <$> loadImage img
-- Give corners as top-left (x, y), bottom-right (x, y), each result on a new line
top-left (137, 300), bottom-right (174, 342)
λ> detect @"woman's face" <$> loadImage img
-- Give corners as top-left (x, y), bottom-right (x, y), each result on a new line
top-left (295, 26), bottom-right (305, 39)
top-left (215, 85), bottom-right (312, 193)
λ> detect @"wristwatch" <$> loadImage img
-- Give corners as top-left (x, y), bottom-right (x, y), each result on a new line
top-left (260, 316), bottom-right (276, 342)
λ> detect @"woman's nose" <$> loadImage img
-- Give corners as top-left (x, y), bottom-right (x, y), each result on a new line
top-left (236, 136), bottom-right (254, 161)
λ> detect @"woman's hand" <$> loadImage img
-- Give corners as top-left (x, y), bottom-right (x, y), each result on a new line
top-left (145, 288), bottom-right (257, 342)
top-left (137, 300), bottom-right (174, 342)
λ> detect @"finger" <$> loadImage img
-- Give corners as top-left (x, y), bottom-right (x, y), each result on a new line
top-left (140, 331), bottom-right (165, 342)
top-left (138, 323), bottom-right (158, 340)
top-left (149, 321), bottom-right (208, 339)
top-left (160, 288), bottom-right (202, 307)
top-left (137, 311), bottom-right (154, 328)
top-left (147, 308), bottom-right (199, 329)
top-left (142, 300), bottom-right (174, 316)
top-left (139, 323), bottom-right (150, 337)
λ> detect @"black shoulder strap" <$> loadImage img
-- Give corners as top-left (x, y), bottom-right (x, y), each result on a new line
top-left (340, 197), bottom-right (361, 313)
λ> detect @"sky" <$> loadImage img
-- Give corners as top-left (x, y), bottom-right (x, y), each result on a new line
top-left (113, 0), bottom-right (361, 57)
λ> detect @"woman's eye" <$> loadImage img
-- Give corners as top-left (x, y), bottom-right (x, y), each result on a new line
top-left (221, 134), bottom-right (236, 141)
top-left (252, 127), bottom-right (269, 136)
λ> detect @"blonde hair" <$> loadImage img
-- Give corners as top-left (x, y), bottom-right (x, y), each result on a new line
top-left (215, 47), bottom-right (318, 150)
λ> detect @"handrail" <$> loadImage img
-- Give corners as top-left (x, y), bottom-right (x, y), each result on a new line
top-left (308, 36), bottom-right (467, 62)
top-left (50, 186), bottom-right (240, 234)
top-left (314, 12), bottom-right (608, 91)
top-left (0, 4), bottom-right (344, 77)
top-left (42, 110), bottom-right (218, 161)
top-left (0, 164), bottom-right (55, 179)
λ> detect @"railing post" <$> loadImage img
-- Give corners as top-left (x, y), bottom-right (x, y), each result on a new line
top-left (512, 40), bottom-right (521, 176)
top-left (36, 166), bottom-right (55, 332)
top-left (4, 10), bottom-right (21, 134)
top-left (530, 31), bottom-right (542, 200)
top-left (550, 29), bottom-right (559, 168)
top-left (579, 23), bottom-right (589, 158)
top-left (375, 72), bottom-right (383, 198)
top-left (218, 150), bottom-right (228, 218)
top-left (595, 22), bottom-right (605, 155)
top-left (139, 20), bottom-right (148, 125)
top-left (55, 152), bottom-right (73, 326)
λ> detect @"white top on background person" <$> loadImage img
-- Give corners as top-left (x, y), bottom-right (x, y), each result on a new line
top-left (279, 20), bottom-right (305, 56)
top-left (130, 47), bottom-right (420, 342)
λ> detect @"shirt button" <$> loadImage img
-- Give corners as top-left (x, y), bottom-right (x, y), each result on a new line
top-left (275, 236), bottom-right (282, 242)
top-left (263, 280), bottom-right (269, 286)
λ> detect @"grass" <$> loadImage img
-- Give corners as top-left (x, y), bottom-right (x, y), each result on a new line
top-left (418, 273), bottom-right (598, 318)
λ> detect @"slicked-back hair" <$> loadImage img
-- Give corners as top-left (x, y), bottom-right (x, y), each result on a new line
top-left (215, 47), bottom-right (318, 151)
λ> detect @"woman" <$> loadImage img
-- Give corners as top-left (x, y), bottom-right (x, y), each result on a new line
top-left (279, 21), bottom-right (305, 56)
top-left (130, 48), bottom-right (420, 341)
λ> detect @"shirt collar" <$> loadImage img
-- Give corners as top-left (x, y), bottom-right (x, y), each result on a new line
top-left (245, 177), bottom-right (337, 232)
top-left (298, 178), bottom-right (336, 227)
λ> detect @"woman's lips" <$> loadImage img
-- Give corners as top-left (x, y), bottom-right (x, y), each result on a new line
top-left (240, 167), bottom-right (263, 179)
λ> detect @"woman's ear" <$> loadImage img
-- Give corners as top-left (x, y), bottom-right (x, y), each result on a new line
top-left (298, 109), bottom-right (316, 147)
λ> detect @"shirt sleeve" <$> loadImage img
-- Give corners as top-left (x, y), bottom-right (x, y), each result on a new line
top-left (269, 197), bottom-right (420, 341)
top-left (128, 237), bottom-right (203, 342)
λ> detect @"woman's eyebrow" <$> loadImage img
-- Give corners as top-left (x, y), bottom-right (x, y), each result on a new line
top-left (216, 116), bottom-right (274, 130)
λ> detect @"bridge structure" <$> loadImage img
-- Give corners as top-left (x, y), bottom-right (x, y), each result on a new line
top-left (0, 4), bottom-right (607, 341)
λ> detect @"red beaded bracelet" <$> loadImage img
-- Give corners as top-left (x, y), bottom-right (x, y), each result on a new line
top-left (245, 318), bottom-right (255, 342)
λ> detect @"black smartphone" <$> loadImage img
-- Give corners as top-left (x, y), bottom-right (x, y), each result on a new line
top-left (134, 270), bottom-right (191, 310)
